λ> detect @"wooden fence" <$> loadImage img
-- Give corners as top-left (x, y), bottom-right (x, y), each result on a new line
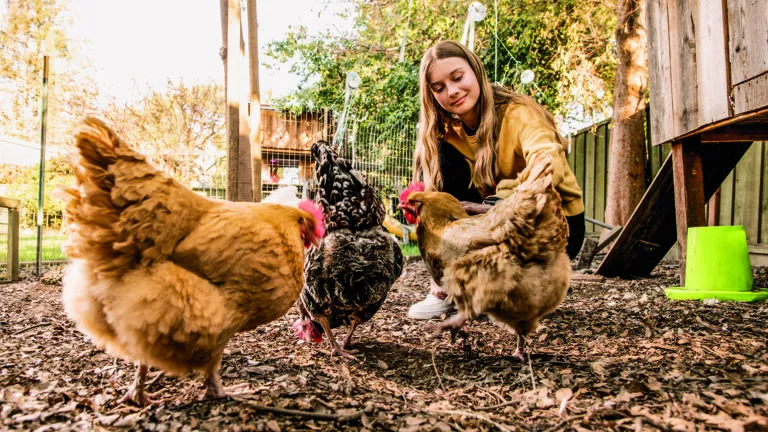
top-left (567, 119), bottom-right (767, 246)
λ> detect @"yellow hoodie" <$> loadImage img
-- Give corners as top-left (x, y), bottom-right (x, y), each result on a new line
top-left (442, 102), bottom-right (585, 216)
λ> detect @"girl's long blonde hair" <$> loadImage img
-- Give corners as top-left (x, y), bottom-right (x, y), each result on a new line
top-left (413, 40), bottom-right (565, 196)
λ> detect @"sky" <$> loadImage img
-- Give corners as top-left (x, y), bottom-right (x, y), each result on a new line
top-left (63, 0), bottom-right (354, 104)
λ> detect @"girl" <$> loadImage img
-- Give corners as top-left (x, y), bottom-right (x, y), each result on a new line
top-left (407, 40), bottom-right (585, 320)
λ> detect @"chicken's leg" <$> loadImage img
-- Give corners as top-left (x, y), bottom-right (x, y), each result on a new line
top-left (316, 316), bottom-right (357, 360)
top-left (341, 318), bottom-right (361, 350)
top-left (431, 312), bottom-right (468, 342)
top-left (512, 321), bottom-right (532, 361)
top-left (203, 350), bottom-right (226, 399)
top-left (118, 363), bottom-right (161, 406)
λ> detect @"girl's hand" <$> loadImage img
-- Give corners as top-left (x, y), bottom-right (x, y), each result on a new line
top-left (460, 201), bottom-right (493, 215)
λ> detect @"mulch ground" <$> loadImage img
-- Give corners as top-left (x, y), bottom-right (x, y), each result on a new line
top-left (1, 259), bottom-right (767, 431)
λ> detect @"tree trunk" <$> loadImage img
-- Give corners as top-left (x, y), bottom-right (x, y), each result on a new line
top-left (223, 0), bottom-right (253, 202)
top-left (605, 0), bottom-right (648, 226)
top-left (246, 0), bottom-right (262, 202)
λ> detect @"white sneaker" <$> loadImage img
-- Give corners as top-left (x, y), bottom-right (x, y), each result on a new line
top-left (407, 293), bottom-right (455, 320)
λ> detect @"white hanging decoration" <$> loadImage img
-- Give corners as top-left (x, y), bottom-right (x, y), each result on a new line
top-left (520, 69), bottom-right (535, 84)
top-left (333, 71), bottom-right (361, 152)
top-left (460, 1), bottom-right (487, 52)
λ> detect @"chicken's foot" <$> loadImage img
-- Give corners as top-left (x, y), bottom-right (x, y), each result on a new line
top-left (340, 318), bottom-right (360, 350)
top-left (316, 316), bottom-right (358, 360)
top-left (512, 322), bottom-right (532, 362)
top-left (203, 371), bottom-right (227, 399)
top-left (431, 312), bottom-right (468, 343)
top-left (118, 363), bottom-right (162, 406)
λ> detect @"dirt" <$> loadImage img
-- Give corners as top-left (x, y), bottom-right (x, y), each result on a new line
top-left (1, 260), bottom-right (767, 431)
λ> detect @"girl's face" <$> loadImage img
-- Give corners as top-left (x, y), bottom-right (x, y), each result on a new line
top-left (427, 56), bottom-right (480, 128)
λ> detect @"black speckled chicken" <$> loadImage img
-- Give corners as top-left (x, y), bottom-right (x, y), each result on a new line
top-left (293, 140), bottom-right (403, 359)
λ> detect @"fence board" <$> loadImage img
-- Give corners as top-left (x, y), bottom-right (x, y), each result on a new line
top-left (573, 133), bottom-right (586, 196)
top-left (733, 142), bottom-right (763, 240)
top-left (594, 124), bottom-right (608, 226)
top-left (762, 142), bottom-right (768, 243)
top-left (719, 167), bottom-right (736, 226)
top-left (585, 130), bottom-right (597, 232)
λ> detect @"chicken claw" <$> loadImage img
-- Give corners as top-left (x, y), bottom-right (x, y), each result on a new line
top-left (511, 333), bottom-right (526, 362)
top-left (203, 372), bottom-right (227, 399)
top-left (429, 313), bottom-right (468, 342)
top-left (330, 345), bottom-right (359, 360)
top-left (312, 316), bottom-right (357, 360)
top-left (118, 363), bottom-right (163, 406)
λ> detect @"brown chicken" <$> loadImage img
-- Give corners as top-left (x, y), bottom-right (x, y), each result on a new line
top-left (398, 155), bottom-right (570, 360)
top-left (59, 117), bottom-right (325, 405)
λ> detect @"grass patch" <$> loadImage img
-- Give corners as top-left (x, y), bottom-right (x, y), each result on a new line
top-left (400, 242), bottom-right (421, 257)
top-left (3, 233), bottom-right (68, 262)
top-left (3, 233), bottom-right (420, 262)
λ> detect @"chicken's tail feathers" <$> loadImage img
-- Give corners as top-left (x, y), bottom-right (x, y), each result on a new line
top-left (62, 117), bottom-right (208, 271)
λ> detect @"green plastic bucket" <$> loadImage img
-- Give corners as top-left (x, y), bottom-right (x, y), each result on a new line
top-left (665, 226), bottom-right (768, 302)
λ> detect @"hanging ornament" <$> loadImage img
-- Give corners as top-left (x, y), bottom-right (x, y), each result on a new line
top-left (460, 1), bottom-right (487, 51)
top-left (520, 69), bottom-right (535, 84)
top-left (333, 71), bottom-right (361, 152)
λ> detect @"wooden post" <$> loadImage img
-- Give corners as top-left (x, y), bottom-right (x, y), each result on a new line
top-left (246, 0), bottom-right (262, 202)
top-left (9, 206), bottom-right (19, 282)
top-left (671, 135), bottom-right (706, 283)
top-left (708, 187), bottom-right (720, 226)
top-left (221, 0), bottom-right (253, 202)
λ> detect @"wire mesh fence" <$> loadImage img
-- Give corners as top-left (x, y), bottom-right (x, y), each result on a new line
top-left (0, 109), bottom-right (418, 264)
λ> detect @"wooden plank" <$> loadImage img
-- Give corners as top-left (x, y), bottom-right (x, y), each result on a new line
top-left (672, 136), bottom-right (707, 283)
top-left (732, 141), bottom-right (763, 242)
top-left (8, 207), bottom-right (19, 282)
top-left (566, 136), bottom-right (575, 169)
top-left (573, 132), bottom-right (586, 194)
top-left (719, 164), bottom-right (736, 226)
top-left (597, 141), bottom-right (752, 277)
top-left (727, 0), bottom-right (768, 85)
top-left (667, 0), bottom-right (700, 137)
top-left (695, 1), bottom-right (730, 125)
top-left (594, 124), bottom-right (608, 226)
top-left (675, 106), bottom-right (768, 141)
top-left (700, 123), bottom-right (768, 142)
top-left (732, 71), bottom-right (768, 115)
top-left (762, 142), bottom-right (768, 244)
top-left (585, 130), bottom-right (597, 232)
top-left (0, 197), bottom-right (20, 209)
top-left (647, 0), bottom-right (675, 145)
top-left (661, 143), bottom-right (672, 167)
top-left (708, 188), bottom-right (720, 226)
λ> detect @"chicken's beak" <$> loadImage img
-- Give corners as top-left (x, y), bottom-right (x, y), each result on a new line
top-left (311, 235), bottom-right (322, 248)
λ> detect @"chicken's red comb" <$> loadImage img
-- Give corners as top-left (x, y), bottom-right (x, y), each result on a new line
top-left (292, 318), bottom-right (323, 343)
top-left (299, 199), bottom-right (326, 238)
top-left (399, 182), bottom-right (425, 203)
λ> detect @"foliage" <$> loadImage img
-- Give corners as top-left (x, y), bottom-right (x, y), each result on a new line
top-left (265, 0), bottom-right (616, 125)
top-left (99, 80), bottom-right (226, 187)
top-left (0, 0), bottom-right (100, 145)
top-left (0, 155), bottom-right (73, 229)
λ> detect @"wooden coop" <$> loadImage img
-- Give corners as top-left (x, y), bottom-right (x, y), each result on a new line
top-left (599, 1), bottom-right (768, 280)
top-left (258, 107), bottom-right (330, 197)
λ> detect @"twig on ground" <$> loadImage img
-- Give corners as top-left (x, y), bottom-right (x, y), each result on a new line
top-left (231, 396), bottom-right (364, 422)
top-left (542, 414), bottom-right (587, 432)
top-left (432, 345), bottom-right (446, 393)
top-left (427, 409), bottom-right (514, 432)
top-left (476, 399), bottom-right (519, 412)
top-left (477, 386), bottom-right (508, 405)
top-left (145, 371), bottom-right (164, 391)
top-left (527, 351), bottom-right (537, 391)
top-left (13, 322), bottom-right (51, 335)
